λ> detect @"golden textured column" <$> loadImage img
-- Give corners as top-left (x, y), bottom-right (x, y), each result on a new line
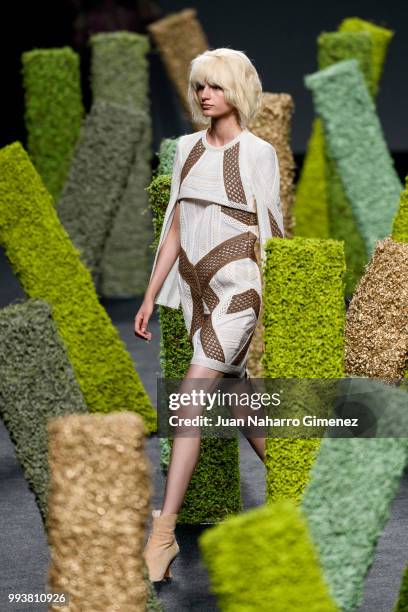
top-left (345, 237), bottom-right (408, 382)
top-left (47, 412), bottom-right (152, 611)
top-left (148, 8), bottom-right (209, 131)
top-left (248, 93), bottom-right (295, 377)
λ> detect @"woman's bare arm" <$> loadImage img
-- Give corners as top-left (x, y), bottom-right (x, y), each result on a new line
top-left (134, 201), bottom-right (181, 341)
top-left (145, 201), bottom-right (181, 303)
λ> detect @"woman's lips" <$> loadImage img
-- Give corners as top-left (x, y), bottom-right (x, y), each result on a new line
top-left (202, 105), bottom-right (212, 108)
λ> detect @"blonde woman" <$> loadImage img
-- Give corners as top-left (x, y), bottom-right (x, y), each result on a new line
top-left (134, 47), bottom-right (285, 582)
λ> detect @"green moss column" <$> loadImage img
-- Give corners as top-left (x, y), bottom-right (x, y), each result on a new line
top-left (394, 566), bottom-right (408, 612)
top-left (0, 299), bottom-right (88, 522)
top-left (56, 100), bottom-right (143, 287)
top-left (0, 142), bottom-right (156, 434)
top-left (301, 382), bottom-right (408, 611)
top-left (198, 500), bottom-right (338, 611)
top-left (263, 237), bottom-right (346, 503)
top-left (294, 19), bottom-right (393, 296)
top-left (392, 175), bottom-right (408, 243)
top-left (392, 175), bottom-right (408, 379)
top-left (90, 32), bottom-right (154, 296)
top-left (22, 47), bottom-right (84, 202)
top-left (304, 59), bottom-right (402, 260)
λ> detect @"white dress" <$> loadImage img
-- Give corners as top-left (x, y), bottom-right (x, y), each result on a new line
top-left (177, 129), bottom-right (264, 377)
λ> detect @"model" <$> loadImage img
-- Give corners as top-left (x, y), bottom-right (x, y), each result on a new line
top-left (134, 47), bottom-right (285, 582)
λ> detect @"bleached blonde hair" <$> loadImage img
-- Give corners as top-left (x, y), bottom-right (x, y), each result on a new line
top-left (187, 48), bottom-right (263, 128)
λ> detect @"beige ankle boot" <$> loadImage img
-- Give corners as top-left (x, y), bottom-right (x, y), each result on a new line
top-left (143, 509), bottom-right (179, 581)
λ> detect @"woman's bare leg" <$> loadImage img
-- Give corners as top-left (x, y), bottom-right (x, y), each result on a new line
top-left (245, 436), bottom-right (265, 463)
top-left (222, 374), bottom-right (266, 463)
top-left (161, 363), bottom-right (224, 515)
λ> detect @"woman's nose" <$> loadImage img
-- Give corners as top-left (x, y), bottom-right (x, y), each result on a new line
top-left (202, 84), bottom-right (211, 98)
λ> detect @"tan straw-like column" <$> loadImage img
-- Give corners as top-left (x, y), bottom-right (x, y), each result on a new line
top-left (47, 412), bottom-right (152, 611)
top-left (248, 93), bottom-right (295, 376)
top-left (148, 8), bottom-right (209, 130)
top-left (345, 237), bottom-right (408, 381)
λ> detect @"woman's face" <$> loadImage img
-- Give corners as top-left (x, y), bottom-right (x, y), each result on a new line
top-left (196, 81), bottom-right (235, 119)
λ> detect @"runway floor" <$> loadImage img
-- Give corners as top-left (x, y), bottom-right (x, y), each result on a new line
top-left (0, 247), bottom-right (407, 611)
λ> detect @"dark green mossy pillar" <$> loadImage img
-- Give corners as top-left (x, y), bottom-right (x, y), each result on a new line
top-left (57, 100), bottom-right (143, 287)
top-left (0, 299), bottom-right (88, 522)
top-left (90, 31), bottom-right (154, 296)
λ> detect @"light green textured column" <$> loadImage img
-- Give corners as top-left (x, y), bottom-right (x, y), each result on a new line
top-left (304, 59), bottom-right (402, 258)
top-left (294, 19), bottom-right (393, 297)
top-left (294, 31), bottom-right (373, 242)
top-left (301, 380), bottom-right (408, 611)
top-left (90, 32), bottom-right (154, 296)
top-left (198, 500), bottom-right (338, 611)
top-left (263, 237), bottom-right (346, 502)
top-left (22, 47), bottom-right (84, 202)
top-left (0, 142), bottom-right (156, 434)
top-left (154, 139), bottom-right (189, 471)
top-left (156, 137), bottom-right (178, 176)
top-left (318, 33), bottom-right (373, 297)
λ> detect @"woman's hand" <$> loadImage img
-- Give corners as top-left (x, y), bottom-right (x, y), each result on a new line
top-left (134, 297), bottom-right (154, 341)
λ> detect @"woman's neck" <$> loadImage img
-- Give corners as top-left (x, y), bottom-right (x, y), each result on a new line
top-left (206, 115), bottom-right (243, 147)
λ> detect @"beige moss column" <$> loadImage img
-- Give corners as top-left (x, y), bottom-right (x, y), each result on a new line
top-left (47, 412), bottom-right (152, 611)
top-left (148, 8), bottom-right (208, 131)
top-left (248, 93), bottom-right (295, 377)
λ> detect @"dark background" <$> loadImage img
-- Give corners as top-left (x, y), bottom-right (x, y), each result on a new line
top-left (0, 1), bottom-right (407, 156)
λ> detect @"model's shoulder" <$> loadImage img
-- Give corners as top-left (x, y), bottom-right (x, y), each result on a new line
top-left (244, 130), bottom-right (276, 154)
top-left (178, 130), bottom-right (205, 149)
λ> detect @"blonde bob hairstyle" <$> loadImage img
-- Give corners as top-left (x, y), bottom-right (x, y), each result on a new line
top-left (187, 48), bottom-right (263, 129)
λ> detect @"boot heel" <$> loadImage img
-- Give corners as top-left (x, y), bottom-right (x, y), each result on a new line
top-left (164, 564), bottom-right (172, 579)
top-left (143, 509), bottom-right (179, 582)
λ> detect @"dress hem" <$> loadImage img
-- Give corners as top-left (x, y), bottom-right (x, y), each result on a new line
top-left (189, 357), bottom-right (246, 377)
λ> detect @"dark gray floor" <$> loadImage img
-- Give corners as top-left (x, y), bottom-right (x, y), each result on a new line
top-left (0, 246), bottom-right (407, 611)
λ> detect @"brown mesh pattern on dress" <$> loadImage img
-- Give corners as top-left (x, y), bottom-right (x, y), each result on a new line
top-left (223, 142), bottom-right (247, 205)
top-left (200, 313), bottom-right (225, 362)
top-left (179, 232), bottom-right (259, 364)
top-left (268, 209), bottom-right (284, 238)
top-left (196, 232), bottom-right (257, 289)
top-left (180, 138), bottom-right (206, 184)
top-left (227, 288), bottom-right (261, 319)
top-left (202, 285), bottom-right (219, 312)
top-left (232, 330), bottom-right (255, 366)
top-left (178, 247), bottom-right (204, 341)
top-left (221, 205), bottom-right (258, 226)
